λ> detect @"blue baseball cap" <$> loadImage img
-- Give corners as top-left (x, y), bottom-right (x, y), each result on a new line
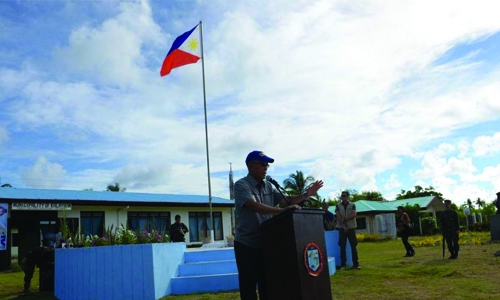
top-left (245, 151), bottom-right (274, 164)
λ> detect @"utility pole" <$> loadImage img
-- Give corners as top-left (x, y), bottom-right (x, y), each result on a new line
top-left (229, 163), bottom-right (234, 200)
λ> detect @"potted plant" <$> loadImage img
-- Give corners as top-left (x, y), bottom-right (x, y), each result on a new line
top-left (202, 236), bottom-right (212, 244)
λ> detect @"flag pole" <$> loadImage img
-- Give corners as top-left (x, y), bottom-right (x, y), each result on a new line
top-left (199, 20), bottom-right (214, 242)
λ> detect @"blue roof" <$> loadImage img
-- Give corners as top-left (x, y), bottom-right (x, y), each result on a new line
top-left (0, 188), bottom-right (234, 206)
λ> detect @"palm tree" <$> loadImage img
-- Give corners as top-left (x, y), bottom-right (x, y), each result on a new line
top-left (467, 198), bottom-right (474, 209)
top-left (475, 197), bottom-right (485, 209)
top-left (106, 183), bottom-right (126, 192)
top-left (283, 171), bottom-right (315, 196)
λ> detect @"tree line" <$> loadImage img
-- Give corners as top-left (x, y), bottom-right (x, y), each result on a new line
top-left (280, 171), bottom-right (498, 214)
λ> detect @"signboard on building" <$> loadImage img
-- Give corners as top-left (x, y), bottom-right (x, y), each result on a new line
top-left (11, 202), bottom-right (72, 210)
top-left (0, 203), bottom-right (7, 251)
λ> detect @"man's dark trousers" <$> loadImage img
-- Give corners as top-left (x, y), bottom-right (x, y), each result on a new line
top-left (234, 241), bottom-right (268, 300)
top-left (339, 228), bottom-right (359, 266)
top-left (444, 231), bottom-right (459, 257)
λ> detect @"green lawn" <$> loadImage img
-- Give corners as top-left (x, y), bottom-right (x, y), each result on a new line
top-left (2, 236), bottom-right (500, 300)
top-left (0, 268), bottom-right (57, 300)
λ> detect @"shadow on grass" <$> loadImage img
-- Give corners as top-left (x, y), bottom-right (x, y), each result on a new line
top-left (3, 292), bottom-right (57, 300)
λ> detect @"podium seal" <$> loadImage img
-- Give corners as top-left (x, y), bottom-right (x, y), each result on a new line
top-left (303, 241), bottom-right (324, 276)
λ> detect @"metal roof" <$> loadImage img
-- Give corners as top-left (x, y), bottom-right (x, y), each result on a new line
top-left (0, 187), bottom-right (234, 206)
top-left (345, 196), bottom-right (440, 213)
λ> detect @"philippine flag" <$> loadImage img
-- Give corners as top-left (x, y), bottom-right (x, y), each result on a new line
top-left (160, 24), bottom-right (201, 77)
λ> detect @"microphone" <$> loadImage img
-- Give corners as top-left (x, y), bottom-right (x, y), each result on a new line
top-left (265, 175), bottom-right (282, 190)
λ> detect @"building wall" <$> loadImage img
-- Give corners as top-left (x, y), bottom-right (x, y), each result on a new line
top-left (58, 205), bottom-right (233, 245)
top-left (354, 216), bottom-right (372, 234)
top-left (356, 214), bottom-right (397, 238)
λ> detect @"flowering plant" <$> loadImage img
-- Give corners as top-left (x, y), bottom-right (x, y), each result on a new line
top-left (68, 224), bottom-right (169, 248)
top-left (136, 229), bottom-right (169, 244)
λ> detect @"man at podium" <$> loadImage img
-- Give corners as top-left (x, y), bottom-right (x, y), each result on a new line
top-left (234, 150), bottom-right (324, 300)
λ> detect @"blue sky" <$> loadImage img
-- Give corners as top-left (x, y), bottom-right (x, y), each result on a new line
top-left (1, 0), bottom-right (500, 205)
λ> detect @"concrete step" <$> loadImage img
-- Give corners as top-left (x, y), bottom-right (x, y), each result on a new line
top-left (178, 259), bottom-right (238, 277)
top-left (184, 248), bottom-right (235, 263)
top-left (170, 273), bottom-right (239, 295)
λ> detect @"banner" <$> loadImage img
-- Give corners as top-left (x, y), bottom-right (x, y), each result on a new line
top-left (0, 203), bottom-right (7, 251)
top-left (12, 202), bottom-right (72, 210)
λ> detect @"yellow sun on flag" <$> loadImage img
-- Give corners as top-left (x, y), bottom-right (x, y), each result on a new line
top-left (187, 38), bottom-right (199, 51)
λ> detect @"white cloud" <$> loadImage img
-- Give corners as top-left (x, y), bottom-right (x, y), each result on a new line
top-left (476, 164), bottom-right (500, 192)
top-left (20, 157), bottom-right (67, 189)
top-left (473, 132), bottom-right (500, 156)
top-left (113, 163), bottom-right (173, 190)
top-left (384, 174), bottom-right (402, 191)
top-left (410, 139), bottom-right (500, 203)
top-left (446, 157), bottom-right (477, 176)
top-left (54, 0), bottom-right (163, 88)
top-left (456, 141), bottom-right (470, 158)
top-left (412, 145), bottom-right (478, 182)
top-left (1, 0), bottom-right (500, 202)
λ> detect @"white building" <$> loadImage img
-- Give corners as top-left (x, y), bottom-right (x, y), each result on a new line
top-left (0, 188), bottom-right (234, 269)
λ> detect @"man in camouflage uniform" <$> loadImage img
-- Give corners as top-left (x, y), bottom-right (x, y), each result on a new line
top-left (441, 200), bottom-right (460, 259)
top-left (23, 244), bottom-right (55, 292)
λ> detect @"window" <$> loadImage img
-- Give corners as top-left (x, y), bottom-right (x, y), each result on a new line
top-left (40, 220), bottom-right (58, 247)
top-left (81, 211), bottom-right (104, 237)
top-left (127, 212), bottom-right (170, 234)
top-left (356, 217), bottom-right (367, 230)
top-left (188, 212), bottom-right (223, 242)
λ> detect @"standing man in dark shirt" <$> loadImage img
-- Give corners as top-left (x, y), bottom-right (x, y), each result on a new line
top-left (234, 150), bottom-right (324, 300)
top-left (322, 202), bottom-right (335, 231)
top-left (169, 215), bottom-right (189, 243)
top-left (335, 191), bottom-right (360, 269)
top-left (441, 200), bottom-right (460, 259)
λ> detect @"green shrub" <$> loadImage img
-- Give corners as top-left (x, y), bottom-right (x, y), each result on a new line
top-left (10, 262), bottom-right (22, 272)
top-left (472, 221), bottom-right (490, 232)
top-left (421, 217), bottom-right (437, 235)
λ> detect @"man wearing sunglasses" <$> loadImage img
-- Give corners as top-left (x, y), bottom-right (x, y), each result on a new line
top-left (234, 150), bottom-right (324, 300)
top-left (335, 191), bottom-right (361, 270)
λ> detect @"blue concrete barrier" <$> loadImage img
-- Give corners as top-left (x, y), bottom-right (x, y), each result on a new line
top-left (324, 230), bottom-right (353, 267)
top-left (55, 243), bottom-right (186, 300)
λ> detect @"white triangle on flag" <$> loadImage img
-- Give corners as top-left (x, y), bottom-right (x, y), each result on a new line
top-left (179, 26), bottom-right (201, 58)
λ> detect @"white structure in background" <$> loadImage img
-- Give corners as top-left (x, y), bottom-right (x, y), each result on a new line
top-left (353, 196), bottom-right (445, 236)
top-left (374, 213), bottom-right (397, 239)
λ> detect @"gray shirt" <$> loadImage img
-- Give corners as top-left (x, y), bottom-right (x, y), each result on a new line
top-left (234, 174), bottom-right (282, 249)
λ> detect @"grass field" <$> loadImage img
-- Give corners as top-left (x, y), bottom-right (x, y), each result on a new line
top-left (2, 235), bottom-right (499, 300)
top-left (0, 268), bottom-right (57, 300)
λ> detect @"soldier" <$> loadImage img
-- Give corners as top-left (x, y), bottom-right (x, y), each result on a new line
top-left (23, 243), bottom-right (55, 292)
top-left (441, 200), bottom-right (460, 259)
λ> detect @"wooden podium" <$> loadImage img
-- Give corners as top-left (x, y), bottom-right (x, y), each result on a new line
top-left (259, 208), bottom-right (332, 300)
